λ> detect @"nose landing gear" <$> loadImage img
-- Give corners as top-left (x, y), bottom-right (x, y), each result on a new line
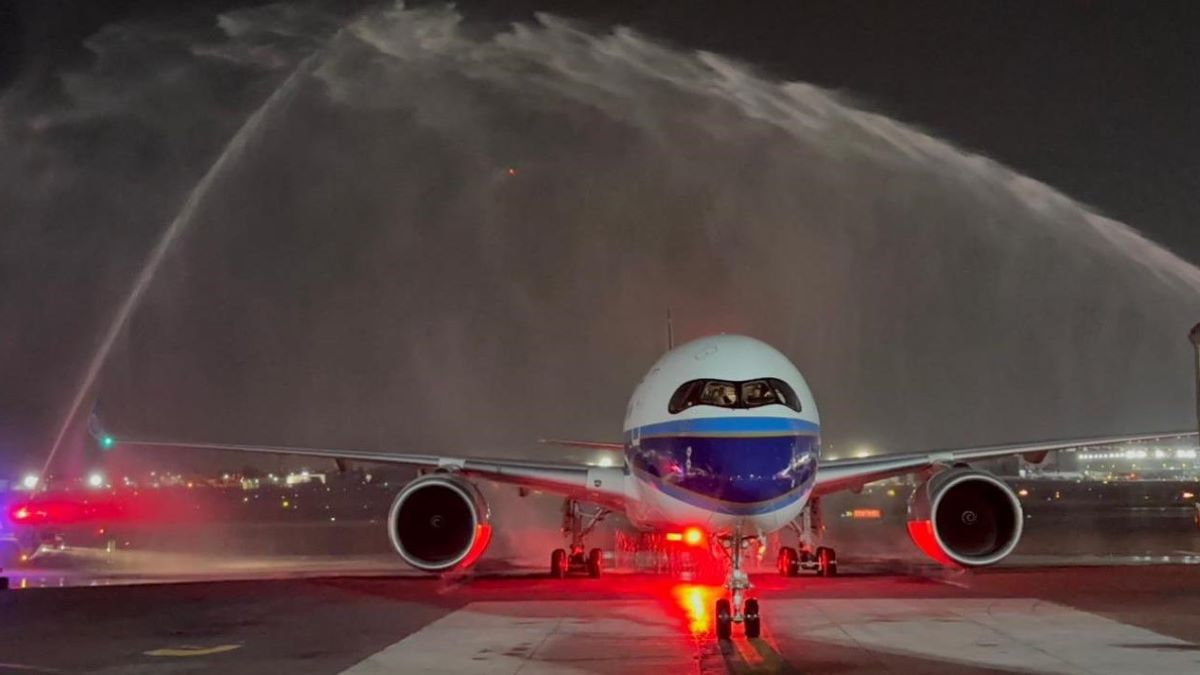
top-left (715, 525), bottom-right (764, 640)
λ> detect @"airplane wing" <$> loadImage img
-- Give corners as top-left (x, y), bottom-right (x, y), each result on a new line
top-left (115, 438), bottom-right (627, 510)
top-left (538, 438), bottom-right (625, 450)
top-left (813, 430), bottom-right (1197, 497)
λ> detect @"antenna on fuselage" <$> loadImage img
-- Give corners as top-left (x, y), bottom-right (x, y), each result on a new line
top-left (666, 308), bottom-right (675, 350)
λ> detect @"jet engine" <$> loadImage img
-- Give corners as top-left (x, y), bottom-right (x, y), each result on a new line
top-left (388, 473), bottom-right (492, 572)
top-left (906, 468), bottom-right (1023, 567)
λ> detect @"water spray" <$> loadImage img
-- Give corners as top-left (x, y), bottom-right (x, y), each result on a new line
top-left (38, 41), bottom-right (335, 480)
top-left (1189, 323), bottom-right (1200, 439)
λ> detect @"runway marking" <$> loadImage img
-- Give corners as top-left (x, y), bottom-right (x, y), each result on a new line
top-left (770, 599), bottom-right (1200, 674)
top-left (930, 576), bottom-right (972, 589)
top-left (339, 601), bottom-right (700, 674)
top-left (0, 663), bottom-right (63, 673)
top-left (143, 645), bottom-right (242, 657)
top-left (338, 597), bottom-right (1200, 674)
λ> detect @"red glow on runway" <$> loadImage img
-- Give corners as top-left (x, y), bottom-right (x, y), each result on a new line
top-left (672, 583), bottom-right (721, 635)
top-left (8, 500), bottom-right (90, 526)
top-left (7, 488), bottom-right (211, 527)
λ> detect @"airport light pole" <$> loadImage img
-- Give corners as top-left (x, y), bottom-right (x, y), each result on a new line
top-left (1190, 322), bottom-right (1200, 438)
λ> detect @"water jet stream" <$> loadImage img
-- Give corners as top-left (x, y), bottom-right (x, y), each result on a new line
top-left (39, 47), bottom-right (328, 479)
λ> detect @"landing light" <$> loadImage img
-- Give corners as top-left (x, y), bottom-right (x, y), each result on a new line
top-left (21, 474), bottom-right (39, 490)
top-left (87, 472), bottom-right (104, 489)
top-left (665, 527), bottom-right (706, 547)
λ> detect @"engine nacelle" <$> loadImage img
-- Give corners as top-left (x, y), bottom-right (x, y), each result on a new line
top-left (388, 474), bottom-right (492, 572)
top-left (906, 468), bottom-right (1023, 567)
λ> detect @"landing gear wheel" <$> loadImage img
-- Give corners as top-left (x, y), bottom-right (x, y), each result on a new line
top-left (587, 547), bottom-right (603, 578)
top-left (816, 546), bottom-right (837, 577)
top-left (715, 598), bottom-right (733, 640)
top-left (550, 548), bottom-right (567, 578)
top-left (743, 598), bottom-right (761, 638)
top-left (777, 546), bottom-right (799, 577)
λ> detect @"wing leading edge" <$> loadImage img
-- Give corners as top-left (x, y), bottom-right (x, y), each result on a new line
top-left (814, 430), bottom-right (1197, 497)
top-left (116, 438), bottom-right (627, 510)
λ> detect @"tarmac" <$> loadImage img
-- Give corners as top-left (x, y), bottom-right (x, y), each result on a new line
top-left (4, 558), bottom-right (1200, 674)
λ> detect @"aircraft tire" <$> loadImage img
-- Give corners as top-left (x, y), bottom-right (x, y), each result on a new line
top-left (777, 546), bottom-right (799, 577)
top-left (550, 548), bottom-right (567, 578)
top-left (587, 548), bottom-right (602, 578)
top-left (715, 598), bottom-right (733, 640)
top-left (817, 546), bottom-right (838, 577)
top-left (744, 598), bottom-right (761, 638)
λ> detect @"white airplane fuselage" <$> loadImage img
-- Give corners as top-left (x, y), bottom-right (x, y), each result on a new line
top-left (618, 334), bottom-right (820, 536)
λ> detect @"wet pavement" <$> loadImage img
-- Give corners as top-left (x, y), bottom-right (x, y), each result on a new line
top-left (3, 560), bottom-right (1200, 674)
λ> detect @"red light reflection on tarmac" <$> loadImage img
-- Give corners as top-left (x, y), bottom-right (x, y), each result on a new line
top-left (672, 583), bottom-right (721, 636)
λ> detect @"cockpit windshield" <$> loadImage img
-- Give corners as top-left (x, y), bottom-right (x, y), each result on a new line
top-left (699, 381), bottom-right (738, 406)
top-left (668, 378), bottom-right (801, 414)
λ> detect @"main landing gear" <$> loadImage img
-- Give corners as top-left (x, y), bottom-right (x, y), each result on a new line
top-left (778, 499), bottom-right (838, 577)
top-left (549, 499), bottom-right (610, 579)
top-left (714, 524), bottom-right (763, 640)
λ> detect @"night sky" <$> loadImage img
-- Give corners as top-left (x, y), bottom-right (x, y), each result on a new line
top-left (2, 1), bottom-right (1199, 474)
top-left (5, 1), bottom-right (1197, 258)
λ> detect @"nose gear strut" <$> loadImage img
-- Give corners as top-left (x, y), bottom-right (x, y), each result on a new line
top-left (714, 522), bottom-right (763, 639)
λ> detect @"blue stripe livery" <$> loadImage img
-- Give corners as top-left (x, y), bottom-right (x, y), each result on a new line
top-left (626, 416), bottom-right (820, 515)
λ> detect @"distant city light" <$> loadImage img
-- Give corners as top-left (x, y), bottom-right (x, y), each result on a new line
top-left (1017, 488), bottom-right (1029, 497)
top-left (87, 472), bottom-right (104, 489)
top-left (21, 474), bottom-right (39, 490)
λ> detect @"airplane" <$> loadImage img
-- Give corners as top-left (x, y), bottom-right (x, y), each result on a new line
top-left (108, 333), bottom-right (1195, 639)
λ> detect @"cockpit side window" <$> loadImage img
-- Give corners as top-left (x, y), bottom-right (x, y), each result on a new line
top-left (767, 378), bottom-right (801, 412)
top-left (668, 380), bottom-right (703, 414)
top-left (741, 380), bottom-right (778, 407)
top-left (668, 378), bottom-right (803, 414)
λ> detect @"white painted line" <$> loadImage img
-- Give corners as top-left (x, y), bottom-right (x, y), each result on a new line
top-left (770, 599), bottom-right (1200, 674)
top-left (341, 597), bottom-right (1200, 674)
top-left (338, 601), bottom-right (698, 674)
